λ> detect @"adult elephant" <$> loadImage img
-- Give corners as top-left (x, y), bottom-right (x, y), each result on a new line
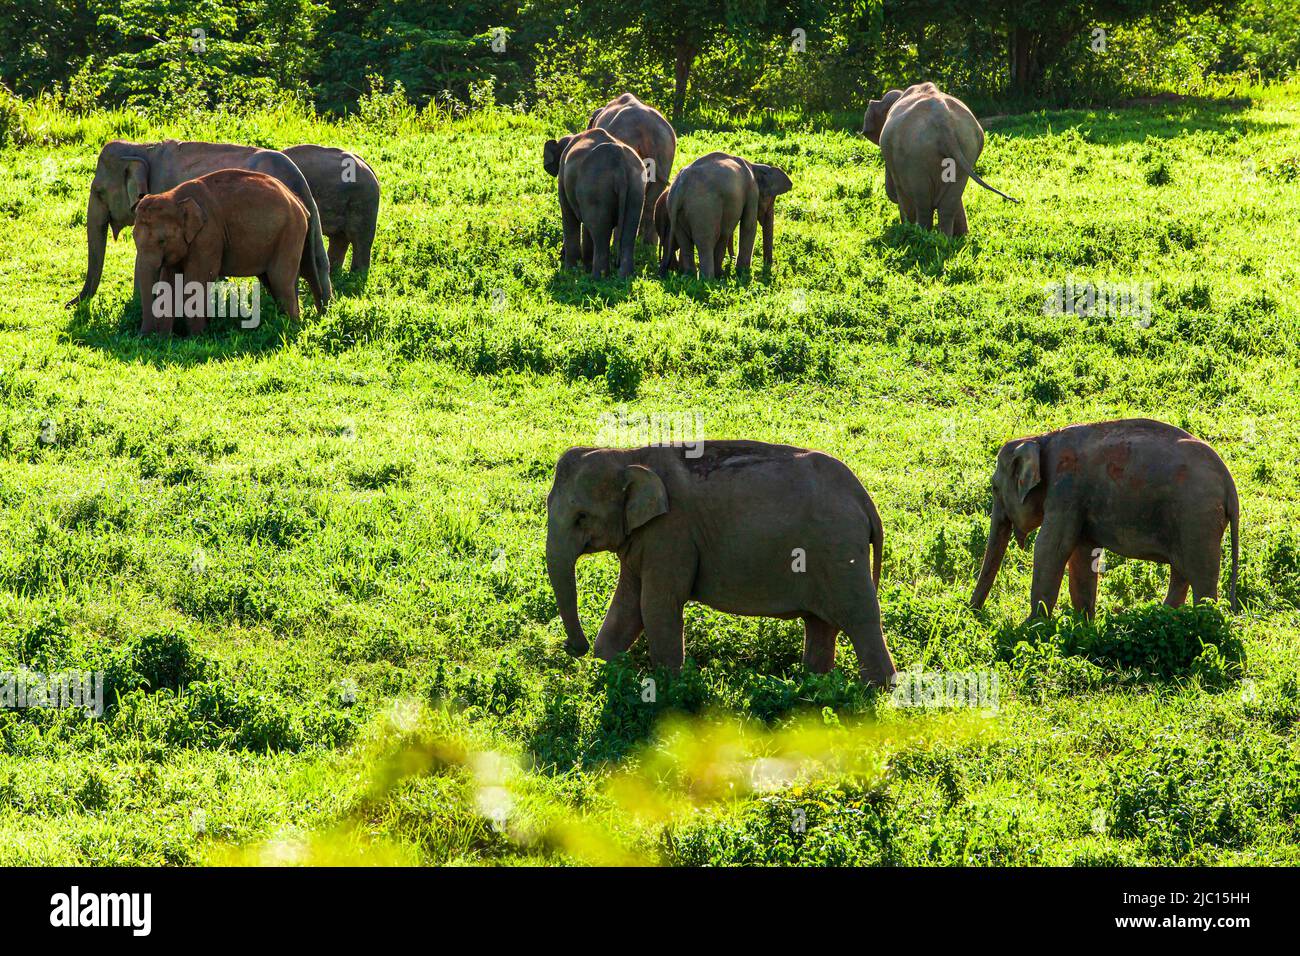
top-left (545, 441), bottom-right (896, 686)
top-left (543, 128), bottom-right (645, 278)
top-left (660, 152), bottom-right (791, 279)
top-left (587, 93), bottom-right (676, 245)
top-left (67, 139), bottom-right (332, 310)
top-left (969, 419), bottom-right (1240, 619)
top-left (283, 145), bottom-right (380, 272)
top-left (861, 82), bottom-right (1018, 237)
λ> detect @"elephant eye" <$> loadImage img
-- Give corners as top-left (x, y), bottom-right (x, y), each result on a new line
top-left (574, 511), bottom-right (587, 526)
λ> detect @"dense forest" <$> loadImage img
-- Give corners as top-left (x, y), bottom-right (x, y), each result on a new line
top-left (3, 1), bottom-right (1298, 121)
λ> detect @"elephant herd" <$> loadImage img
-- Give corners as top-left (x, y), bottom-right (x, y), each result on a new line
top-left (58, 85), bottom-right (1238, 688)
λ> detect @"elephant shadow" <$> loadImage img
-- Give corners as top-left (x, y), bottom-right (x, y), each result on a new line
top-left (65, 292), bottom-right (305, 368)
top-left (878, 222), bottom-right (968, 278)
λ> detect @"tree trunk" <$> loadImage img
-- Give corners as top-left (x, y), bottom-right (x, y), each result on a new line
top-left (1009, 25), bottom-right (1038, 94)
top-left (672, 41), bottom-right (697, 121)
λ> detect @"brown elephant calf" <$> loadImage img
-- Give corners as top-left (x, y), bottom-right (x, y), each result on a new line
top-left (132, 169), bottom-right (309, 335)
top-left (546, 441), bottom-right (896, 686)
top-left (970, 418), bottom-right (1240, 618)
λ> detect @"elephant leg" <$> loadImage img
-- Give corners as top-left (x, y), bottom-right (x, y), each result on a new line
top-left (589, 221), bottom-right (613, 278)
top-left (952, 201), bottom-right (969, 238)
top-left (695, 226), bottom-right (720, 280)
top-left (884, 166), bottom-right (898, 204)
top-left (638, 546), bottom-right (695, 672)
top-left (802, 615), bottom-right (838, 674)
top-left (559, 186), bottom-right (581, 269)
top-left (267, 259), bottom-right (302, 323)
top-left (1184, 547), bottom-right (1222, 606)
top-left (153, 266), bottom-right (177, 336)
top-left (898, 194), bottom-right (917, 225)
top-left (327, 234), bottom-right (349, 271)
top-left (680, 244), bottom-right (695, 276)
top-left (581, 225), bottom-right (593, 270)
top-left (830, 577), bottom-right (894, 687)
top-left (593, 568), bottom-right (645, 660)
top-left (1027, 520), bottom-right (1077, 619)
top-left (1066, 543), bottom-right (1099, 618)
top-left (919, 203), bottom-right (936, 231)
top-left (712, 238), bottom-right (728, 277)
top-left (640, 179), bottom-right (664, 245)
top-left (1164, 567), bottom-right (1190, 608)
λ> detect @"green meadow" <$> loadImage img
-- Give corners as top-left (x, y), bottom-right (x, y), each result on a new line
top-left (1, 84), bottom-right (1299, 865)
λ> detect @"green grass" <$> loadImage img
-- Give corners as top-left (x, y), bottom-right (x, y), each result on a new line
top-left (2, 84), bottom-right (1300, 865)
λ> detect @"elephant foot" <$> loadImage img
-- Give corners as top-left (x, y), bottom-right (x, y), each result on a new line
top-left (563, 639), bottom-right (590, 658)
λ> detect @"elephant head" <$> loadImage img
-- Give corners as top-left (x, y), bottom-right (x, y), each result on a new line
top-left (131, 193), bottom-right (206, 326)
top-left (970, 438), bottom-right (1046, 609)
top-left (747, 162), bottom-right (793, 265)
top-left (68, 141), bottom-right (154, 307)
top-left (543, 135), bottom-right (576, 177)
top-left (861, 89), bottom-right (904, 145)
top-left (545, 449), bottom-right (669, 656)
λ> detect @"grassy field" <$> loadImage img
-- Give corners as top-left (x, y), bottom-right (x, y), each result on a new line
top-left (1, 84), bottom-right (1299, 865)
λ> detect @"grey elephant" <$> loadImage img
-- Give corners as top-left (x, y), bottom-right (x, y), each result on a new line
top-left (587, 93), bottom-right (677, 245)
top-left (543, 129), bottom-right (646, 278)
top-left (545, 441), bottom-right (896, 686)
top-left (659, 153), bottom-right (792, 279)
top-left (970, 418), bottom-right (1240, 618)
top-left (283, 145), bottom-right (381, 272)
top-left (67, 139), bottom-right (331, 311)
top-left (861, 82), bottom-right (1018, 237)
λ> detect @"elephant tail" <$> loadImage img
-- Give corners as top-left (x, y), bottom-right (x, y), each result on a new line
top-left (942, 127), bottom-right (1020, 204)
top-left (617, 165), bottom-right (644, 255)
top-left (1228, 489), bottom-right (1240, 614)
top-left (867, 497), bottom-right (883, 588)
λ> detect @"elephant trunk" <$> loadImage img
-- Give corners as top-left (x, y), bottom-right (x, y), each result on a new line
top-left (69, 191), bottom-right (111, 307)
top-left (134, 255), bottom-right (161, 331)
top-left (970, 498), bottom-right (1011, 610)
top-left (761, 203), bottom-right (774, 267)
top-left (546, 534), bottom-right (588, 656)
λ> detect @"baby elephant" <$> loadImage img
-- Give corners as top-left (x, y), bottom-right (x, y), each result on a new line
top-left (133, 169), bottom-right (309, 334)
top-left (862, 82), bottom-right (1017, 237)
top-left (660, 152), bottom-right (792, 279)
top-left (545, 441), bottom-right (896, 686)
top-left (970, 418), bottom-right (1240, 618)
top-left (543, 128), bottom-right (646, 278)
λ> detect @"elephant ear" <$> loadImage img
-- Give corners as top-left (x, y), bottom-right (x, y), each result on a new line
top-left (543, 137), bottom-right (568, 177)
top-left (178, 198), bottom-right (206, 243)
top-left (623, 464), bottom-right (668, 533)
top-left (862, 89), bottom-right (904, 140)
top-left (751, 164), bottom-right (792, 199)
top-left (1010, 441), bottom-right (1042, 503)
top-left (124, 157), bottom-right (150, 211)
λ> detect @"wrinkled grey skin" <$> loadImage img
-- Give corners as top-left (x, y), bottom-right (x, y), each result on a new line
top-left (587, 93), bottom-right (677, 245)
top-left (68, 139), bottom-right (331, 310)
top-left (659, 152), bottom-right (792, 279)
top-left (283, 145), bottom-right (380, 272)
top-left (970, 418), bottom-right (1240, 618)
top-left (862, 82), bottom-right (1018, 237)
top-left (545, 441), bottom-right (896, 686)
top-left (543, 128), bottom-right (646, 278)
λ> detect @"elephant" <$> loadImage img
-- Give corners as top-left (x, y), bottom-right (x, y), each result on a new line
top-left (659, 152), bottom-right (792, 279)
top-left (67, 139), bottom-right (330, 311)
top-left (587, 93), bottom-right (676, 245)
top-left (861, 82), bottom-right (1018, 237)
top-left (970, 418), bottom-right (1240, 619)
top-left (132, 169), bottom-right (308, 335)
top-left (543, 128), bottom-right (646, 278)
top-left (545, 441), bottom-right (896, 686)
top-left (282, 145), bottom-right (380, 272)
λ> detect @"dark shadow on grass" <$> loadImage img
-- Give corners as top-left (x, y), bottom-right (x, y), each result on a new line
top-left (879, 222), bottom-right (966, 278)
top-left (65, 294), bottom-right (305, 369)
top-left (980, 97), bottom-right (1279, 145)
